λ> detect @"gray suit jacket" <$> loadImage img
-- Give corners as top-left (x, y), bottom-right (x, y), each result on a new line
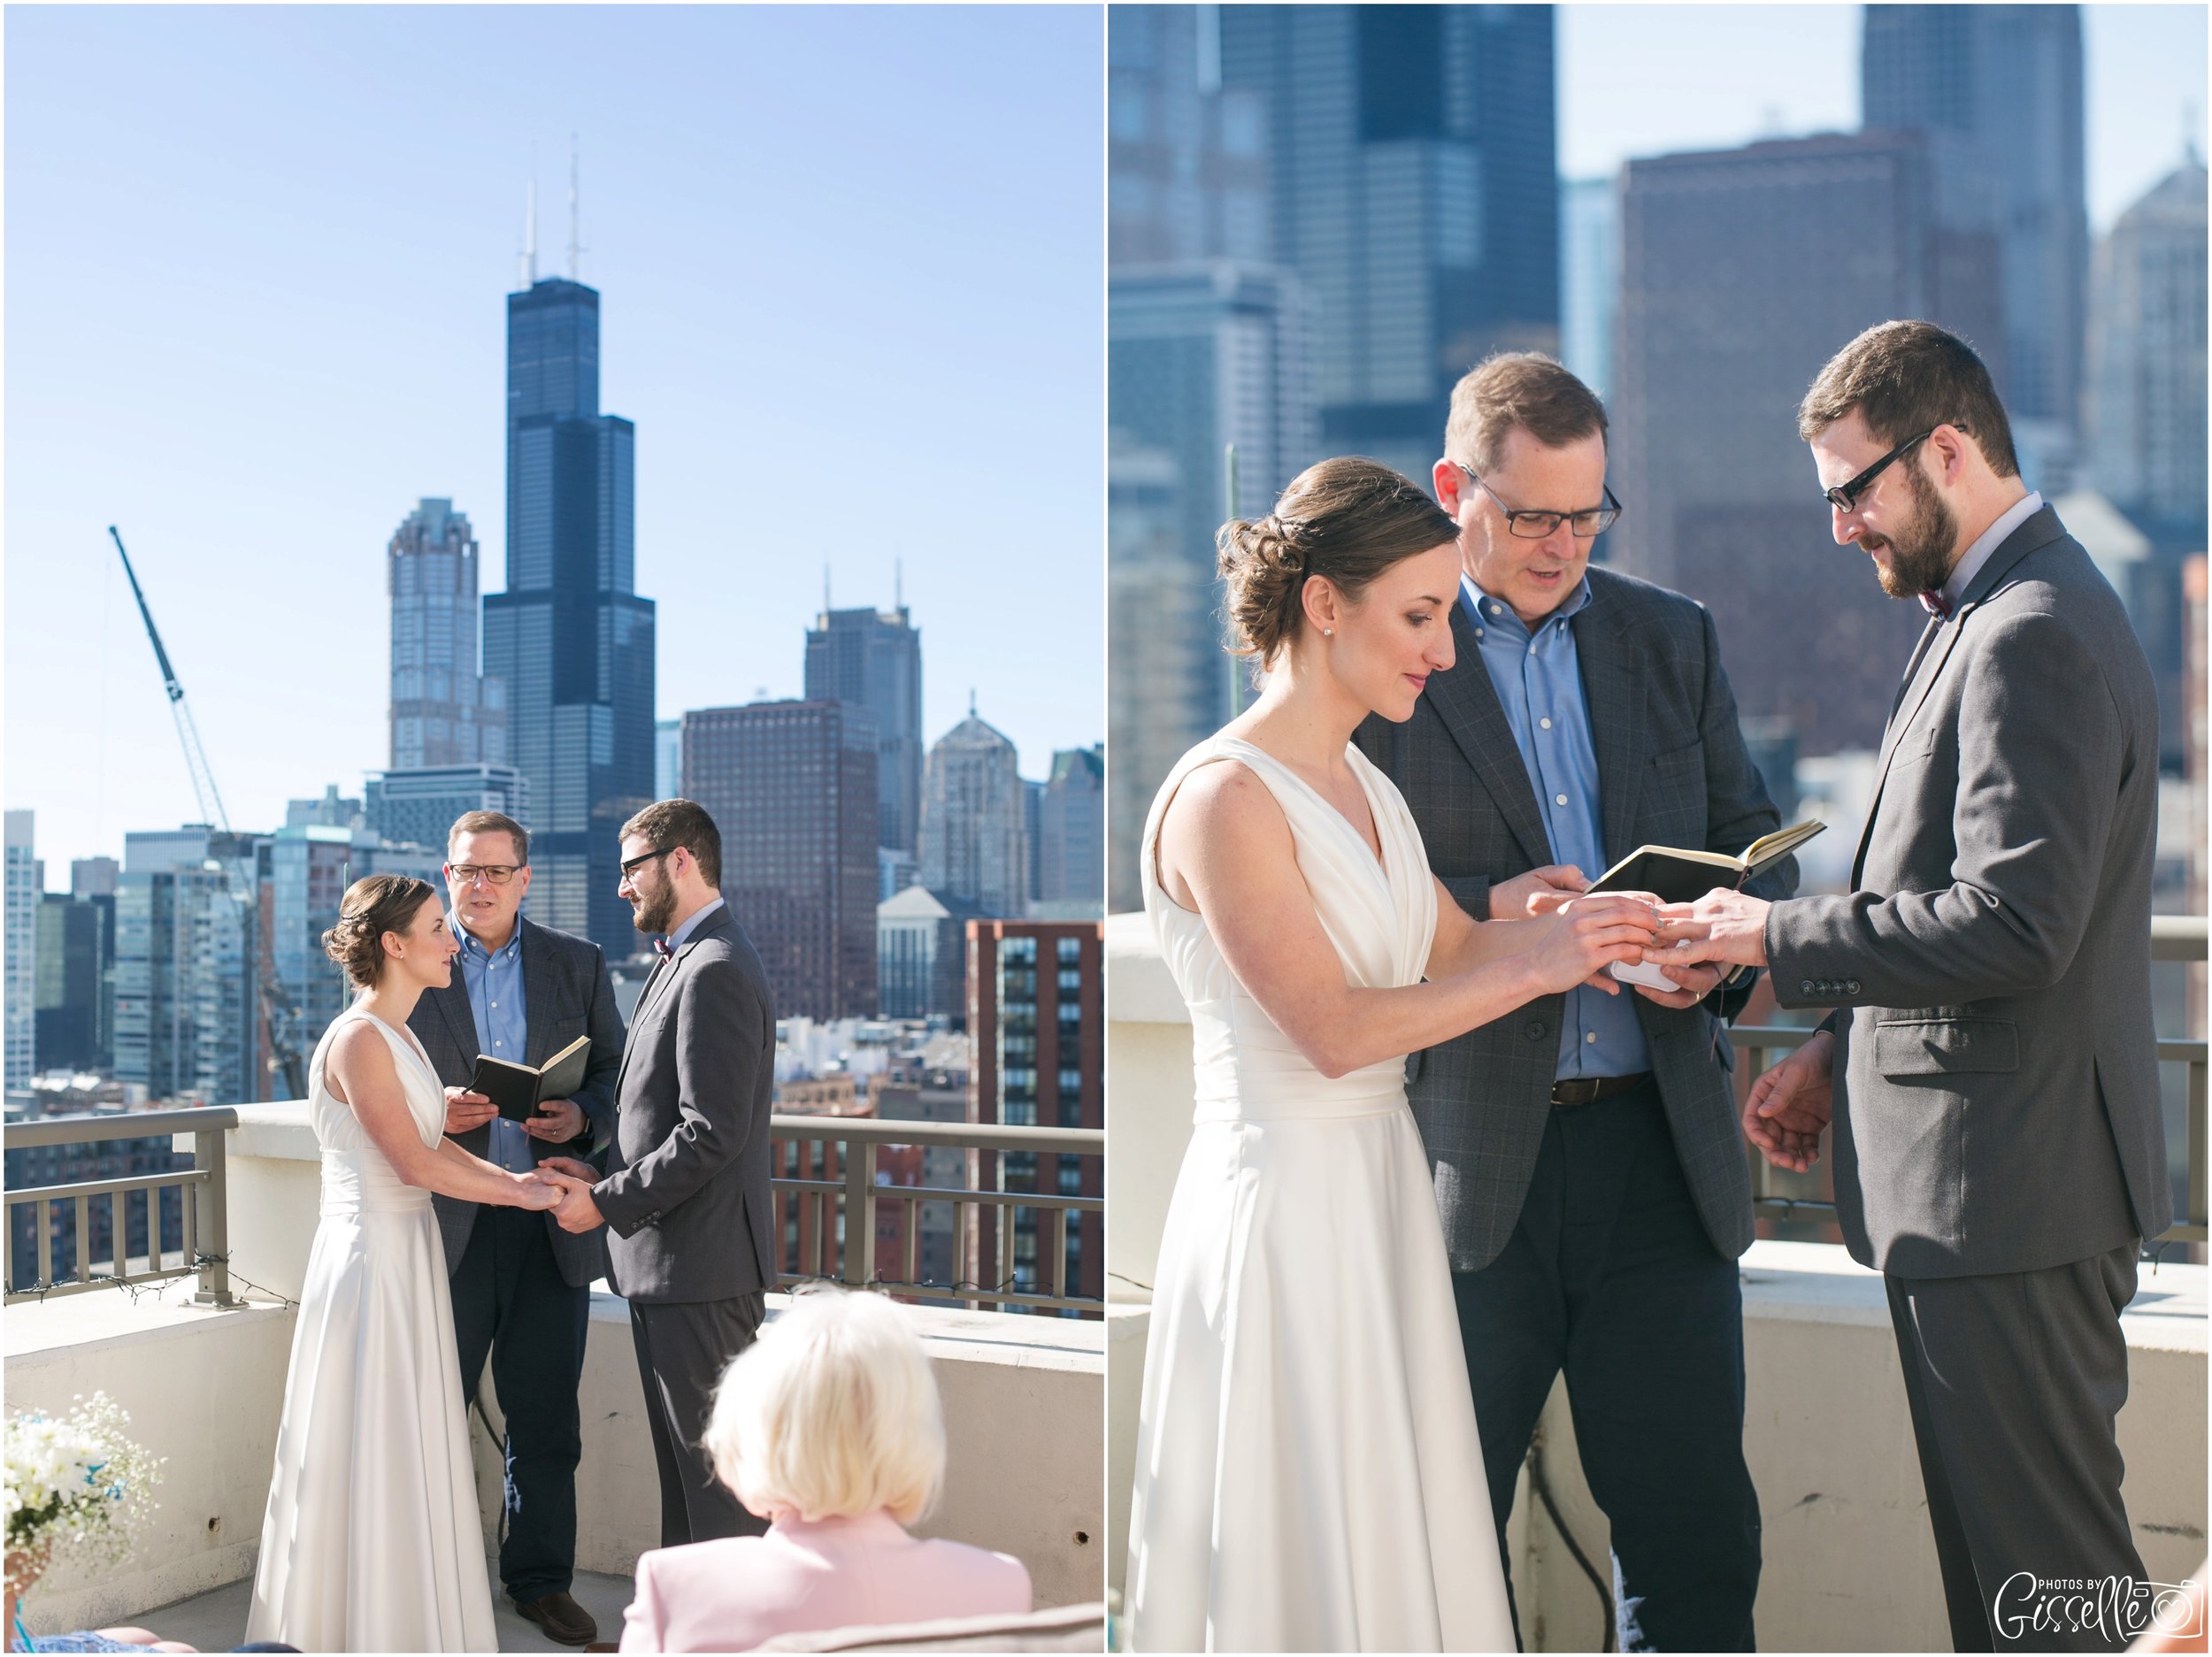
top-left (1766, 505), bottom-right (2170, 1277)
top-left (412, 916), bottom-right (626, 1289)
top-left (592, 900), bottom-right (777, 1305)
top-left (1356, 567), bottom-right (1794, 1272)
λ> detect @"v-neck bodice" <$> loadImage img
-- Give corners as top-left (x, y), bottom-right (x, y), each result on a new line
top-left (1141, 735), bottom-right (1439, 1123)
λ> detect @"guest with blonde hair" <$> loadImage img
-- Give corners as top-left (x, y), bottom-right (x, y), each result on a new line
top-left (618, 1288), bottom-right (1032, 1653)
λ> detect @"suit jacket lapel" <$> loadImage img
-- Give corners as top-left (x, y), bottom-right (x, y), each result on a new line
top-left (1425, 601), bottom-right (1554, 870)
top-left (518, 918), bottom-right (562, 1069)
top-left (1847, 505), bottom-right (2063, 886)
top-left (432, 972), bottom-right (478, 1062)
top-left (1570, 587), bottom-right (1645, 867)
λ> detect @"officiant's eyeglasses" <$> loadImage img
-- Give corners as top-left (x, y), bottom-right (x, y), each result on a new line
top-left (1455, 464), bottom-right (1621, 539)
top-left (449, 863), bottom-right (521, 886)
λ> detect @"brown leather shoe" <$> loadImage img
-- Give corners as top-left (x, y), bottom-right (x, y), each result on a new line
top-left (512, 1589), bottom-right (599, 1647)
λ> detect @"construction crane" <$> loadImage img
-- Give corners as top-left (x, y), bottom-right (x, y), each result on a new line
top-left (109, 526), bottom-right (308, 1099)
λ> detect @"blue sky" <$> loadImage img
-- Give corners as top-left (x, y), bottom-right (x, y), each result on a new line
top-left (6, 4), bottom-right (1104, 868)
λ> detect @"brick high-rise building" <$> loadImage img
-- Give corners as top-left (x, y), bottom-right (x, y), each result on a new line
top-left (966, 919), bottom-right (1103, 1313)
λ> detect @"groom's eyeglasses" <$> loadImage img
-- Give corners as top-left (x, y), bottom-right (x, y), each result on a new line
top-left (1455, 464), bottom-right (1622, 540)
top-left (1820, 426), bottom-right (1958, 513)
top-left (619, 846), bottom-right (676, 880)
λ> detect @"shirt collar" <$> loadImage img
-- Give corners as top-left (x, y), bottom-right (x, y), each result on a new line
top-left (457, 919), bottom-right (522, 964)
top-left (1939, 490), bottom-right (2041, 615)
top-left (662, 896), bottom-right (726, 955)
top-left (1461, 572), bottom-right (1593, 637)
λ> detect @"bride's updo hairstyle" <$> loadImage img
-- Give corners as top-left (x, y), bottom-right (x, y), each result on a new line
top-left (1217, 456), bottom-right (1461, 668)
top-left (323, 874), bottom-right (440, 990)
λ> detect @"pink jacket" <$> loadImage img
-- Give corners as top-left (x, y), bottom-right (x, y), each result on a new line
top-left (618, 1509), bottom-right (1033, 1653)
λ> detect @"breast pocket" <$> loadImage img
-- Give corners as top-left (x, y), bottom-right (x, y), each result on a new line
top-left (1887, 723), bottom-right (1941, 771)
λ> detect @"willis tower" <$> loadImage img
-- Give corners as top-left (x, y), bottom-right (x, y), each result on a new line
top-left (484, 261), bottom-right (657, 957)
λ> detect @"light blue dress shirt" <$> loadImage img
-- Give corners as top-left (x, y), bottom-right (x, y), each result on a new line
top-left (1462, 574), bottom-right (1652, 1081)
top-left (457, 923), bottom-right (534, 1173)
top-left (661, 897), bottom-right (726, 954)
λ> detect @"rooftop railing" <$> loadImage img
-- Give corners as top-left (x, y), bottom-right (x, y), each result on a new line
top-left (1740, 914), bottom-right (2208, 1243)
top-left (5, 1109), bottom-right (1105, 1314)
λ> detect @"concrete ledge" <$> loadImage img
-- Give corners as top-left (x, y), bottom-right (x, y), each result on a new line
top-left (8, 1285), bottom-right (1104, 1635)
top-left (1105, 1241), bottom-right (2208, 1651)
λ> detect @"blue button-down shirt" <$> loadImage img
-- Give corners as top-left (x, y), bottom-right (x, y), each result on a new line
top-left (1463, 574), bottom-right (1651, 1081)
top-left (457, 922), bottom-right (534, 1172)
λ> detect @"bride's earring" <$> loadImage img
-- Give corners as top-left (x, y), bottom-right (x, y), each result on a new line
top-left (1323, 627), bottom-right (1333, 636)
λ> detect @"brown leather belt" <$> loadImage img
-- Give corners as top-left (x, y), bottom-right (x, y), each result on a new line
top-left (1549, 1071), bottom-right (1653, 1108)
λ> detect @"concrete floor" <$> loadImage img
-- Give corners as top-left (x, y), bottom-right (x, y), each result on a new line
top-left (127, 1565), bottom-right (637, 1653)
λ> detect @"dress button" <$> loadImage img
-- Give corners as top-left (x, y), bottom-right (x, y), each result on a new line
top-left (1801, 979), bottom-right (1816, 995)
top-left (1846, 980), bottom-right (1861, 995)
top-left (1585, 1032), bottom-right (1597, 1045)
top-left (1525, 1019), bottom-right (1548, 1040)
top-left (1540, 717), bottom-right (1553, 730)
top-left (1555, 793), bottom-right (1569, 807)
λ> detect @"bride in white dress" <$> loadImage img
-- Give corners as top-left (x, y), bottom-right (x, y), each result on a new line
top-left (247, 874), bottom-right (567, 1653)
top-left (1125, 457), bottom-right (1670, 1653)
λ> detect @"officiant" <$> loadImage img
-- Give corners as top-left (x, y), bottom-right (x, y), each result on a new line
top-left (411, 807), bottom-right (626, 1649)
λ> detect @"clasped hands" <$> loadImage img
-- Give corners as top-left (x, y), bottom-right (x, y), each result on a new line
top-left (523, 1157), bottom-right (606, 1231)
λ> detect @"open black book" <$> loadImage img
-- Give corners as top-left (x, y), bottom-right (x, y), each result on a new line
top-left (1589, 820), bottom-right (1826, 907)
top-left (469, 1033), bottom-right (592, 1123)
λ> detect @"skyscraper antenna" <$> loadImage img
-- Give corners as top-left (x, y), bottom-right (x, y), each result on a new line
top-left (969, 687), bottom-right (977, 717)
top-left (568, 134), bottom-right (581, 280)
top-left (524, 144), bottom-right (539, 288)
top-left (824, 565), bottom-right (832, 614)
top-left (895, 557), bottom-right (903, 610)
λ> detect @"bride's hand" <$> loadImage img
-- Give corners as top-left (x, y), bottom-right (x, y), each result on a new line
top-left (511, 1170), bottom-right (564, 1212)
top-left (1523, 894), bottom-right (1663, 995)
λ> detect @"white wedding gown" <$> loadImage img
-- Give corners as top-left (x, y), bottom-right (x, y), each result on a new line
top-left (246, 1003), bottom-right (497, 1653)
top-left (1125, 736), bottom-right (1517, 1653)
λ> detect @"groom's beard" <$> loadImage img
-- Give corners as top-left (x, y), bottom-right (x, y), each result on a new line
top-left (631, 883), bottom-right (678, 937)
top-left (1866, 464), bottom-right (1960, 600)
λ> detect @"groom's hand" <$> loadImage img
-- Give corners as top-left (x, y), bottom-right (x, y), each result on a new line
top-left (1742, 1031), bottom-right (1834, 1172)
top-left (1490, 863), bottom-right (1590, 919)
top-left (540, 1168), bottom-right (606, 1233)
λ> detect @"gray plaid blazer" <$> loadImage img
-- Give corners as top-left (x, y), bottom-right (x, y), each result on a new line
top-left (1356, 566), bottom-right (1795, 1273)
top-left (411, 916), bottom-right (626, 1289)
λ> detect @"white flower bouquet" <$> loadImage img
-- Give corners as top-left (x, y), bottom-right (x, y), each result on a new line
top-left (4, 1393), bottom-right (164, 1597)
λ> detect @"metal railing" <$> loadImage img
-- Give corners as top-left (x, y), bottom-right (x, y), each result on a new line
top-left (4, 1105), bottom-right (1102, 1316)
top-left (4, 1106), bottom-right (243, 1306)
top-left (771, 1115), bottom-right (1105, 1313)
top-left (1741, 916), bottom-right (2208, 1246)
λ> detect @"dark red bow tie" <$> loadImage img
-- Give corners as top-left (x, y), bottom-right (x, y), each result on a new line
top-left (1919, 590), bottom-right (1953, 621)
top-left (652, 937), bottom-right (674, 958)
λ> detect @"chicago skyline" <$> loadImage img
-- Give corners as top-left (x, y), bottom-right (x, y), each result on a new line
top-left (6, 5), bottom-right (1102, 873)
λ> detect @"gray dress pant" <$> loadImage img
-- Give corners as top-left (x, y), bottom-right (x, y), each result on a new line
top-left (627, 1292), bottom-right (769, 1546)
top-left (1886, 1242), bottom-right (2150, 1652)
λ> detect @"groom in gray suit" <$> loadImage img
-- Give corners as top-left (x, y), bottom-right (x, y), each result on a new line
top-left (1356, 352), bottom-right (1789, 1651)
top-left (1670, 321), bottom-right (2170, 1651)
top-left (541, 797), bottom-right (778, 1547)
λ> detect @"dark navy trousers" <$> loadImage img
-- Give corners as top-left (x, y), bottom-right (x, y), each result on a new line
top-left (449, 1204), bottom-right (591, 1603)
top-left (1451, 1081), bottom-right (1763, 1652)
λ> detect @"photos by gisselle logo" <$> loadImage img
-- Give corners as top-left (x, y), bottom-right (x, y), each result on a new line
top-left (1992, 1572), bottom-right (2205, 1644)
